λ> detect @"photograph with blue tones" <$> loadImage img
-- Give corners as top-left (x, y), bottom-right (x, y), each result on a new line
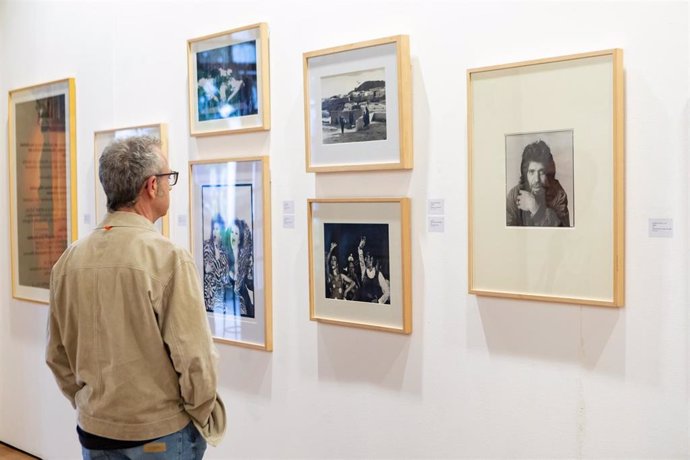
top-left (196, 40), bottom-right (258, 121)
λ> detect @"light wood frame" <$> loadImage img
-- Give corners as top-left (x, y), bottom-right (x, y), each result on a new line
top-left (303, 35), bottom-right (412, 172)
top-left (187, 23), bottom-right (270, 136)
top-left (467, 49), bottom-right (625, 307)
top-left (94, 123), bottom-right (170, 235)
top-left (189, 156), bottom-right (272, 350)
top-left (8, 78), bottom-right (77, 304)
top-left (308, 198), bottom-right (412, 333)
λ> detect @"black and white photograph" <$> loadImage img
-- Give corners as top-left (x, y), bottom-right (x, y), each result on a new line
top-left (469, 50), bottom-right (623, 306)
top-left (505, 129), bottom-right (574, 228)
top-left (320, 68), bottom-right (387, 145)
top-left (323, 222), bottom-right (391, 304)
top-left (304, 36), bottom-right (411, 172)
top-left (308, 198), bottom-right (411, 333)
top-left (201, 183), bottom-right (255, 318)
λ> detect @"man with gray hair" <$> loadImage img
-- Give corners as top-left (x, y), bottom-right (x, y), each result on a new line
top-left (46, 136), bottom-right (225, 459)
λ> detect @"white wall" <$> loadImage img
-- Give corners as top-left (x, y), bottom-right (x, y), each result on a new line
top-left (0, 1), bottom-right (688, 458)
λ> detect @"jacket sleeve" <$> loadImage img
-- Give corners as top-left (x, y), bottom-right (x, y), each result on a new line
top-left (506, 187), bottom-right (521, 226)
top-left (532, 206), bottom-right (562, 227)
top-left (160, 256), bottom-right (226, 444)
top-left (550, 188), bottom-right (570, 227)
top-left (45, 270), bottom-right (81, 408)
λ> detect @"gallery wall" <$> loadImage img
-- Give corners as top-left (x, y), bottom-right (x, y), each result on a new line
top-left (0, 0), bottom-right (688, 458)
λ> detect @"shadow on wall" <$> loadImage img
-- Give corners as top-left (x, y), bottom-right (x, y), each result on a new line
top-left (317, 324), bottom-right (420, 394)
top-left (216, 345), bottom-right (273, 397)
top-left (468, 296), bottom-right (624, 377)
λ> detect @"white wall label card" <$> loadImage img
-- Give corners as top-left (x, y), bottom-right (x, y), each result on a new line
top-left (649, 218), bottom-right (673, 238)
top-left (83, 213), bottom-right (91, 225)
top-left (283, 200), bottom-right (295, 214)
top-left (177, 214), bottom-right (188, 227)
top-left (283, 214), bottom-right (295, 229)
top-left (427, 199), bottom-right (445, 215)
top-left (428, 216), bottom-right (445, 233)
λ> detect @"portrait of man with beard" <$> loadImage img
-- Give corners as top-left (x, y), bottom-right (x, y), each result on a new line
top-left (506, 138), bottom-right (571, 227)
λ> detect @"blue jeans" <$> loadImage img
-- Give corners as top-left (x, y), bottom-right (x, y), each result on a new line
top-left (81, 423), bottom-right (206, 459)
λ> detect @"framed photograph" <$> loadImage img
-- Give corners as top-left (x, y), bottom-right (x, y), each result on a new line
top-left (8, 78), bottom-right (77, 303)
top-left (467, 49), bottom-right (624, 307)
top-left (94, 123), bottom-right (169, 235)
top-left (189, 157), bottom-right (272, 350)
top-left (187, 23), bottom-right (270, 136)
top-left (303, 35), bottom-right (412, 172)
top-left (308, 198), bottom-right (411, 333)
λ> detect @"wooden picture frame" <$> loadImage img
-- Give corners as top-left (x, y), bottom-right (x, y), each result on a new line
top-left (303, 35), bottom-right (412, 172)
top-left (189, 156), bottom-right (272, 350)
top-left (308, 198), bottom-right (412, 333)
top-left (94, 123), bottom-right (170, 235)
top-left (8, 78), bottom-right (77, 304)
top-left (187, 23), bottom-right (270, 136)
top-left (467, 49), bottom-right (625, 307)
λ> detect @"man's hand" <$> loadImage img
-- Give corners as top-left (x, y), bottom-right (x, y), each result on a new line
top-left (516, 190), bottom-right (539, 215)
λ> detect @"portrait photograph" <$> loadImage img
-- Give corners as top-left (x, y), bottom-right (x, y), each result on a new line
top-left (468, 49), bottom-right (624, 306)
top-left (308, 198), bottom-right (411, 334)
top-left (187, 23), bottom-right (270, 136)
top-left (190, 157), bottom-right (272, 350)
top-left (322, 222), bottom-right (391, 304)
top-left (320, 67), bottom-right (387, 145)
top-left (304, 35), bottom-right (412, 172)
top-left (505, 129), bottom-right (574, 228)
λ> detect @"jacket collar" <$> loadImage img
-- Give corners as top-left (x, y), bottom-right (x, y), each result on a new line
top-left (97, 211), bottom-right (158, 233)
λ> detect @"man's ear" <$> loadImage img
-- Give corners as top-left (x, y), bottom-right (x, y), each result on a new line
top-left (143, 175), bottom-right (157, 198)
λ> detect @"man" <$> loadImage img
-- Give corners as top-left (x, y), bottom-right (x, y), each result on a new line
top-left (46, 136), bottom-right (225, 459)
top-left (506, 140), bottom-right (570, 227)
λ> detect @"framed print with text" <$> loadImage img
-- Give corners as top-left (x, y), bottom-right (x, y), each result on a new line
top-left (9, 78), bottom-right (77, 303)
top-left (94, 123), bottom-right (169, 235)
top-left (467, 49), bottom-right (625, 307)
top-left (308, 198), bottom-right (411, 333)
top-left (188, 23), bottom-right (270, 136)
top-left (303, 35), bottom-right (412, 172)
top-left (189, 157), bottom-right (272, 350)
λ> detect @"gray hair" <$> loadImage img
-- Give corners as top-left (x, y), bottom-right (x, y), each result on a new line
top-left (99, 135), bottom-right (163, 212)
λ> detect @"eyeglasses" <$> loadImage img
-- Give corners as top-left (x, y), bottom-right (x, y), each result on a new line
top-left (154, 171), bottom-right (179, 186)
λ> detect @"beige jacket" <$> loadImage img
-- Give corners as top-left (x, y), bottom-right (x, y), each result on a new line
top-left (46, 211), bottom-right (226, 445)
